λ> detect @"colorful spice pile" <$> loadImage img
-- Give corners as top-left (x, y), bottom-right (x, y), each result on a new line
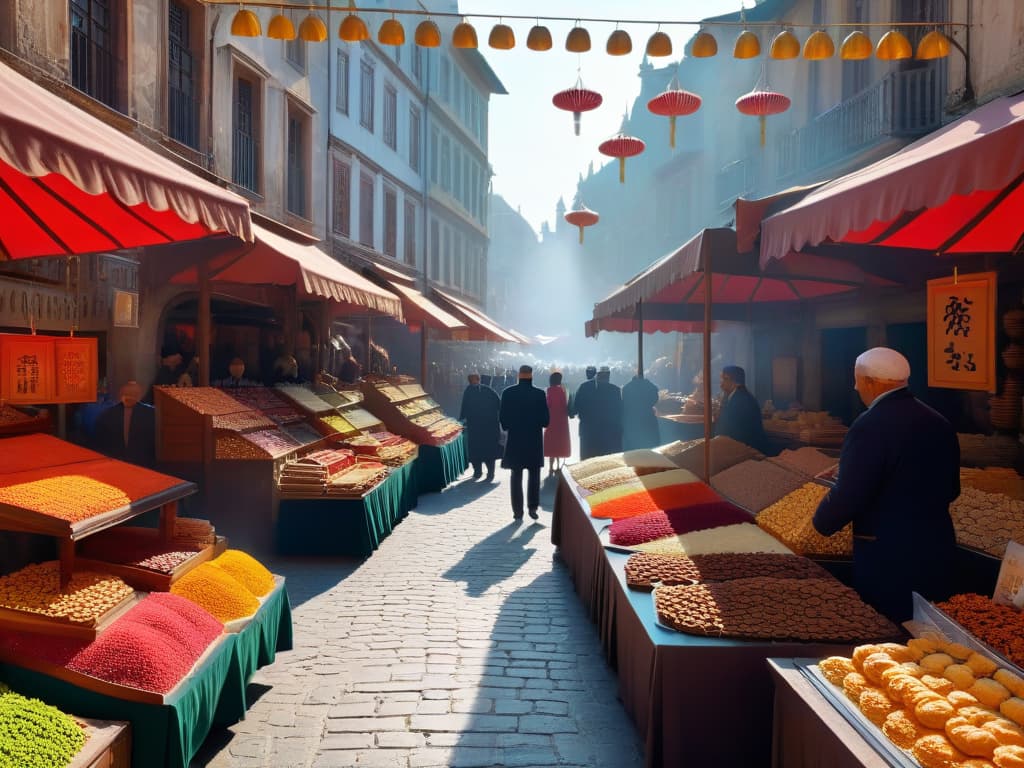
top-left (170, 563), bottom-right (259, 623)
top-left (608, 502), bottom-right (752, 546)
top-left (0, 562), bottom-right (133, 624)
top-left (0, 682), bottom-right (86, 768)
top-left (584, 469), bottom-right (699, 505)
top-left (118, 593), bottom-right (223, 656)
top-left (756, 483), bottom-right (852, 557)
top-left (935, 593), bottom-right (1024, 669)
top-left (818, 637), bottom-right (1024, 765)
top-left (567, 451), bottom-right (677, 482)
top-left (210, 550), bottom-right (275, 597)
top-left (950, 487), bottom-right (1024, 557)
top-left (658, 436), bottom-right (764, 477)
top-left (769, 447), bottom-right (839, 477)
top-left (69, 624), bottom-right (195, 694)
top-left (589, 482), bottom-right (723, 521)
top-left (960, 468), bottom-right (1024, 501)
top-left (710, 459), bottom-right (807, 513)
top-left (630, 522), bottom-right (793, 556)
top-left (624, 552), bottom-right (828, 590)
top-left (654, 577), bottom-right (897, 642)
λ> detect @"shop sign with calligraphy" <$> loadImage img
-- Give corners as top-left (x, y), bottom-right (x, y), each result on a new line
top-left (0, 334), bottom-right (98, 404)
top-left (926, 271), bottom-right (996, 393)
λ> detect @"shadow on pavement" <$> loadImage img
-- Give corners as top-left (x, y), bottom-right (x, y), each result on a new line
top-left (260, 556), bottom-right (363, 609)
top-left (442, 521), bottom-right (544, 597)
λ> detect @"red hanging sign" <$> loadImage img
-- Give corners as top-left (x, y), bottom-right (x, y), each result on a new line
top-left (1, 334), bottom-right (98, 404)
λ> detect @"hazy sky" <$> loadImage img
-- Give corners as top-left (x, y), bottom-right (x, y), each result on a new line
top-left (458, 0), bottom-right (743, 234)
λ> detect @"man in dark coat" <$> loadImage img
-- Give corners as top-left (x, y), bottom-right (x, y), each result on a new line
top-left (499, 365), bottom-right (550, 520)
top-left (587, 367), bottom-right (623, 457)
top-left (813, 347), bottom-right (959, 623)
top-left (570, 365), bottom-right (599, 459)
top-left (95, 381), bottom-right (156, 468)
top-left (460, 373), bottom-right (502, 481)
top-left (714, 365), bottom-right (766, 452)
top-left (622, 374), bottom-right (661, 450)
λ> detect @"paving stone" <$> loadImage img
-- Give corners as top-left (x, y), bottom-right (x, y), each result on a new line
top-left (518, 715), bottom-right (579, 734)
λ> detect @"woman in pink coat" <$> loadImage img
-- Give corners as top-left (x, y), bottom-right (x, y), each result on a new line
top-left (544, 371), bottom-right (571, 475)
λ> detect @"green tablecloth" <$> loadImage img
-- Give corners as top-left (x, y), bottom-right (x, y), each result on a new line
top-left (413, 433), bottom-right (468, 495)
top-left (276, 459), bottom-right (416, 556)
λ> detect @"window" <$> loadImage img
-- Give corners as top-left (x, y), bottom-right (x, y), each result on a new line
top-left (383, 85), bottom-right (397, 150)
top-left (429, 127), bottom-right (439, 184)
top-left (409, 106), bottom-right (421, 172)
top-left (286, 107), bottom-right (308, 217)
top-left (383, 187), bottom-right (397, 258)
top-left (233, 74), bottom-right (260, 193)
top-left (429, 220), bottom-right (440, 280)
top-left (168, 2), bottom-right (198, 148)
top-left (360, 59), bottom-right (375, 132)
top-left (411, 46), bottom-right (422, 83)
top-left (70, 0), bottom-right (117, 107)
top-left (285, 37), bottom-right (305, 71)
top-left (359, 172), bottom-right (374, 247)
top-left (332, 159), bottom-right (351, 237)
top-left (404, 201), bottom-right (416, 265)
top-left (440, 136), bottom-right (451, 191)
top-left (336, 51), bottom-right (349, 114)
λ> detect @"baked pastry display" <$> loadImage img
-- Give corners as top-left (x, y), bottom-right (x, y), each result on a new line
top-left (624, 551), bottom-right (827, 590)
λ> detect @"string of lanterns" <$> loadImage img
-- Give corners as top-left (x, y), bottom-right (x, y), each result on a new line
top-left (224, 2), bottom-right (959, 61)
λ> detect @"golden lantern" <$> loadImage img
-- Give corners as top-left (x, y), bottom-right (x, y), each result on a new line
top-left (646, 30), bottom-right (672, 57)
top-left (917, 29), bottom-right (951, 59)
top-left (298, 13), bottom-right (327, 43)
top-left (231, 8), bottom-right (261, 37)
top-left (876, 29), bottom-right (913, 60)
top-left (803, 29), bottom-right (835, 59)
top-left (769, 29), bottom-right (800, 59)
top-left (378, 16), bottom-right (405, 46)
top-left (606, 29), bottom-right (632, 56)
top-left (488, 23), bottom-right (515, 50)
top-left (840, 30), bottom-right (873, 60)
top-left (339, 13), bottom-right (369, 42)
top-left (452, 21), bottom-right (478, 49)
top-left (566, 25), bottom-right (591, 53)
top-left (414, 20), bottom-right (441, 48)
top-left (691, 30), bottom-right (718, 58)
top-left (734, 29), bottom-right (761, 59)
top-left (267, 12), bottom-right (296, 41)
top-left (526, 24), bottom-right (552, 51)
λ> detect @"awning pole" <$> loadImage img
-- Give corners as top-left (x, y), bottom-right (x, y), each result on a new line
top-left (365, 316), bottom-right (373, 373)
top-left (420, 325), bottom-right (428, 384)
top-left (637, 299), bottom-right (644, 377)
top-left (702, 250), bottom-right (713, 484)
top-left (198, 260), bottom-right (211, 386)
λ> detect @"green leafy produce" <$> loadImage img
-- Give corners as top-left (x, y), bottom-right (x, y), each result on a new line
top-left (0, 683), bottom-right (86, 768)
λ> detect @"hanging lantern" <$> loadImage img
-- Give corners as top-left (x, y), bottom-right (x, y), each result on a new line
top-left (415, 20), bottom-right (441, 48)
top-left (378, 16), bottom-right (405, 46)
top-left (564, 205), bottom-right (599, 244)
top-left (647, 81), bottom-right (702, 148)
top-left (566, 25), bottom-right (591, 53)
top-left (736, 88), bottom-right (791, 148)
top-left (691, 30), bottom-right (718, 57)
top-left (339, 13), bottom-right (369, 42)
top-left (607, 29), bottom-right (632, 56)
top-left (552, 79), bottom-right (603, 137)
top-left (646, 30), bottom-right (673, 57)
top-left (527, 24), bottom-right (553, 51)
top-left (803, 30), bottom-right (835, 59)
top-left (876, 30), bottom-right (913, 60)
top-left (489, 23), bottom-right (515, 50)
top-left (298, 13), bottom-right (327, 42)
top-left (267, 12), bottom-right (296, 41)
top-left (840, 30), bottom-right (873, 60)
top-left (231, 8), bottom-right (262, 37)
top-left (599, 131), bottom-right (645, 184)
top-left (769, 30), bottom-right (800, 59)
top-left (452, 21), bottom-right (478, 49)
top-left (917, 29), bottom-right (951, 59)
top-left (734, 30), bottom-right (761, 58)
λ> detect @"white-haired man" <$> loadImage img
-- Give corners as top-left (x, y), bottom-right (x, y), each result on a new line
top-left (812, 347), bottom-right (959, 622)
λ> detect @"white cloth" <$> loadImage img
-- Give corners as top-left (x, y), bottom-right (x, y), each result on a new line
top-left (855, 347), bottom-right (910, 381)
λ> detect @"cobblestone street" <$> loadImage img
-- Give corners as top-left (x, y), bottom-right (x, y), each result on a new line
top-left (193, 456), bottom-right (644, 768)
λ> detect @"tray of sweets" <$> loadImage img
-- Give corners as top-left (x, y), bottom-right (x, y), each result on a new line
top-left (242, 428), bottom-right (302, 458)
top-left (336, 388), bottom-right (363, 405)
top-left (226, 388), bottom-right (305, 424)
top-left (280, 422), bottom-right (325, 447)
top-left (157, 387), bottom-right (250, 416)
top-left (398, 383), bottom-right (427, 399)
top-left (315, 390), bottom-right (347, 409)
top-left (411, 412), bottom-right (444, 427)
top-left (326, 461), bottom-right (389, 496)
top-left (319, 414), bottom-right (359, 436)
top-left (375, 384), bottom-right (409, 402)
top-left (77, 532), bottom-right (228, 591)
top-left (274, 385), bottom-right (336, 416)
top-left (211, 410), bottom-right (276, 433)
top-left (344, 407), bottom-right (383, 430)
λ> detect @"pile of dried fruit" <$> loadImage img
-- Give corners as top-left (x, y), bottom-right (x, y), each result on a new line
top-left (711, 459), bottom-right (807, 513)
top-left (608, 503), bottom-right (752, 546)
top-left (654, 577), bottom-right (897, 642)
top-left (589, 482), bottom-right (723, 521)
top-left (949, 487), bottom-right (1024, 558)
top-left (624, 552), bottom-right (827, 590)
top-left (935, 593), bottom-right (1024, 668)
top-left (959, 467), bottom-right (1024, 501)
top-left (629, 522), bottom-right (793, 556)
top-left (756, 483), bottom-right (852, 557)
top-left (0, 682), bottom-right (86, 767)
top-left (170, 563), bottom-right (259, 622)
top-left (568, 451), bottom-right (677, 482)
top-left (210, 550), bottom-right (275, 597)
top-left (0, 562), bottom-right (133, 624)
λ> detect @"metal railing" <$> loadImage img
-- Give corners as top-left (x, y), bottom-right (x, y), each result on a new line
top-left (70, 31), bottom-right (116, 108)
top-left (232, 129), bottom-right (259, 193)
top-left (716, 158), bottom-right (758, 214)
top-left (168, 84), bottom-right (199, 150)
top-left (775, 64), bottom-right (945, 184)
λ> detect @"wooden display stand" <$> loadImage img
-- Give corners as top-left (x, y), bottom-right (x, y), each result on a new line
top-left (71, 718), bottom-right (131, 768)
top-left (359, 378), bottom-right (461, 446)
top-left (76, 533), bottom-right (228, 591)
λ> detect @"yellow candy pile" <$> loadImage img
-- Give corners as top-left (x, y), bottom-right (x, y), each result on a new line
top-left (756, 483), bottom-right (851, 557)
top-left (170, 563), bottom-right (259, 622)
top-left (209, 550), bottom-right (275, 597)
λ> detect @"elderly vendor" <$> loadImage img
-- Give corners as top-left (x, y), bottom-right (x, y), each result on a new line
top-left (812, 347), bottom-right (959, 623)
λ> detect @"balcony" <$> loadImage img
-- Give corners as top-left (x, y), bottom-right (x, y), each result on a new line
top-left (775, 64), bottom-right (946, 185)
top-left (232, 129), bottom-right (259, 194)
top-left (168, 84), bottom-right (199, 150)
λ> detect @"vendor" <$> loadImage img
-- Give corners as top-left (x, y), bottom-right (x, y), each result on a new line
top-left (214, 357), bottom-right (258, 388)
top-left (812, 347), bottom-right (959, 623)
top-left (95, 381), bottom-right (156, 467)
top-left (714, 365), bottom-right (766, 452)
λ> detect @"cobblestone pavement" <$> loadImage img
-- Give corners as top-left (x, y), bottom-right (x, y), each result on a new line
top-left (193, 451), bottom-right (645, 767)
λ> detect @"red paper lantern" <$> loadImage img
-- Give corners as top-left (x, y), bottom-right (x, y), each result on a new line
top-left (564, 205), bottom-right (599, 244)
top-left (598, 133), bottom-right (645, 184)
top-left (552, 79), bottom-right (603, 136)
top-left (647, 86), bottom-right (702, 148)
top-left (735, 89), bottom-right (791, 147)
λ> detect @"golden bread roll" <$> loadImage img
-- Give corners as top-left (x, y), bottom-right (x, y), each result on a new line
top-left (916, 697), bottom-right (956, 729)
top-left (984, 718), bottom-right (1024, 748)
top-left (884, 709), bottom-right (927, 749)
top-left (913, 733), bottom-right (968, 768)
top-left (1001, 698), bottom-right (1024, 728)
top-left (921, 653), bottom-right (956, 674)
top-left (946, 716), bottom-right (1000, 758)
top-left (949, 690), bottom-right (983, 709)
top-left (819, 656), bottom-right (856, 686)
top-left (945, 664), bottom-right (979, 691)
top-left (843, 672), bottom-right (869, 702)
top-left (968, 654), bottom-right (1000, 678)
top-left (863, 653), bottom-right (901, 685)
top-left (860, 687), bottom-right (898, 726)
top-left (972, 679), bottom-right (1014, 709)
top-left (994, 745), bottom-right (1024, 768)
top-left (852, 644), bottom-right (885, 671)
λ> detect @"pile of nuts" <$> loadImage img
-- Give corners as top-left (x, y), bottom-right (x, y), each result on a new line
top-left (0, 562), bottom-right (133, 624)
top-left (756, 483), bottom-right (852, 557)
top-left (949, 487), bottom-right (1024, 557)
top-left (935, 593), bottom-right (1024, 668)
top-left (711, 459), bottom-right (807, 513)
top-left (625, 552), bottom-right (828, 590)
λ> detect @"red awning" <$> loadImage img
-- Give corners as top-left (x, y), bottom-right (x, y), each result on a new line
top-left (431, 288), bottom-right (520, 344)
top-left (734, 183), bottom-right (825, 253)
top-left (760, 92), bottom-right (1024, 266)
top-left (0, 60), bottom-right (252, 260)
top-left (171, 223), bottom-right (403, 319)
top-left (360, 264), bottom-right (468, 336)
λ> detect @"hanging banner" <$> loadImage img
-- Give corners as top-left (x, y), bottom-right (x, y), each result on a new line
top-left (0, 333), bottom-right (98, 404)
top-left (926, 271), bottom-right (996, 393)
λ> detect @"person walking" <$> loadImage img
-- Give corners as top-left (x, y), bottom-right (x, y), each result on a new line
top-left (459, 372), bottom-right (502, 481)
top-left (622, 373), bottom-right (661, 450)
top-left (499, 365), bottom-right (550, 520)
top-left (543, 371), bottom-right (571, 476)
top-left (590, 366), bottom-right (624, 457)
top-left (570, 365), bottom-right (599, 460)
